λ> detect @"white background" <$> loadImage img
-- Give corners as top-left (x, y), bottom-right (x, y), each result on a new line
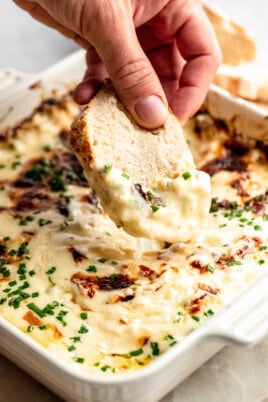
top-left (0, 1), bottom-right (268, 401)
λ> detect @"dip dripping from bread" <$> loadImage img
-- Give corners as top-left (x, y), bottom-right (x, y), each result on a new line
top-left (70, 84), bottom-right (211, 243)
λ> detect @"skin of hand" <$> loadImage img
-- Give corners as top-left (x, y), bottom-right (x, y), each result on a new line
top-left (14, 0), bottom-right (221, 129)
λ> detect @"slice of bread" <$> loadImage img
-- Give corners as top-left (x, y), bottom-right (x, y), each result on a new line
top-left (70, 83), bottom-right (211, 243)
top-left (202, 1), bottom-right (256, 66)
top-left (70, 84), bottom-right (195, 187)
top-left (214, 64), bottom-right (268, 102)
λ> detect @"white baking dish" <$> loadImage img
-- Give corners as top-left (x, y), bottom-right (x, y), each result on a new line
top-left (0, 50), bottom-right (268, 402)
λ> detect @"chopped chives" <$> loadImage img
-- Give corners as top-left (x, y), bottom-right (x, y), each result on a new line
top-left (46, 266), bottom-right (56, 275)
top-left (182, 171), bottom-right (191, 180)
top-left (70, 336), bottom-right (81, 343)
top-left (129, 348), bottom-right (143, 357)
top-left (75, 357), bottom-right (84, 363)
top-left (259, 245), bottom-right (267, 251)
top-left (78, 324), bottom-right (89, 334)
top-left (254, 225), bottom-right (262, 231)
top-left (206, 265), bottom-right (215, 273)
top-left (101, 365), bottom-right (111, 372)
top-left (204, 309), bottom-right (214, 317)
top-left (87, 265), bottom-right (97, 273)
top-left (27, 303), bottom-right (45, 318)
top-left (103, 165), bottom-right (112, 173)
top-left (122, 172), bottom-right (130, 179)
top-left (150, 342), bottom-right (160, 356)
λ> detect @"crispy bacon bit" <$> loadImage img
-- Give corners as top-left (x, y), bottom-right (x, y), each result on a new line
top-left (71, 272), bottom-right (135, 298)
top-left (120, 319), bottom-right (127, 325)
top-left (53, 326), bottom-right (63, 339)
top-left (210, 197), bottom-right (239, 213)
top-left (110, 294), bottom-right (135, 303)
top-left (0, 244), bottom-right (6, 256)
top-left (11, 190), bottom-right (52, 212)
top-left (23, 311), bottom-right (41, 326)
top-left (139, 265), bottom-right (155, 278)
top-left (231, 179), bottom-right (249, 197)
top-left (80, 193), bottom-right (99, 209)
top-left (189, 295), bottom-right (206, 314)
top-left (198, 283), bottom-right (218, 295)
top-left (201, 150), bottom-right (247, 176)
top-left (225, 141), bottom-right (249, 156)
top-left (139, 336), bottom-right (149, 347)
top-left (56, 197), bottom-right (69, 217)
top-left (68, 247), bottom-right (88, 263)
top-left (245, 192), bottom-right (268, 215)
top-left (134, 183), bottom-right (146, 199)
top-left (190, 260), bottom-right (207, 274)
top-left (218, 236), bottom-right (261, 267)
top-left (234, 236), bottom-right (261, 259)
top-left (134, 183), bottom-right (164, 206)
top-left (13, 149), bottom-right (87, 191)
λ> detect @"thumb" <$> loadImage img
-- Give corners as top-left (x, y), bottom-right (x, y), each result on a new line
top-left (94, 23), bottom-right (168, 129)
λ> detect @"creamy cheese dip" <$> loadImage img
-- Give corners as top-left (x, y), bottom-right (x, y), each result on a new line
top-left (97, 166), bottom-right (211, 243)
top-left (0, 99), bottom-right (267, 377)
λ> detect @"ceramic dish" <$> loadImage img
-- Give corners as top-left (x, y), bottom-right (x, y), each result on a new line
top-left (0, 50), bottom-right (268, 402)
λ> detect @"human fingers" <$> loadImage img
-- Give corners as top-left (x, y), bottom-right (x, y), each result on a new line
top-left (171, 4), bottom-right (222, 123)
top-left (74, 47), bottom-right (108, 104)
top-left (92, 9), bottom-right (168, 129)
top-left (146, 41), bottom-right (185, 103)
top-left (140, 0), bottom-right (221, 123)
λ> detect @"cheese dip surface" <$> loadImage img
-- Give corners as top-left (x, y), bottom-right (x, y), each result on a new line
top-left (0, 97), bottom-right (268, 376)
top-left (89, 166), bottom-right (211, 243)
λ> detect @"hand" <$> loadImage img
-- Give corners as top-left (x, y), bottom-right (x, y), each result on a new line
top-left (14, 0), bottom-right (221, 128)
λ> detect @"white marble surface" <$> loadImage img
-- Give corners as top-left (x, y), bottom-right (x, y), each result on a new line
top-left (0, 0), bottom-right (268, 401)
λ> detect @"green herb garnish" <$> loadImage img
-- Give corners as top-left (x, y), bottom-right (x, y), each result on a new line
top-left (75, 357), bottom-right (85, 364)
top-left (206, 265), bottom-right (215, 273)
top-left (80, 312), bottom-right (88, 320)
top-left (204, 309), bottom-right (214, 317)
top-left (122, 172), bottom-right (130, 179)
top-left (46, 266), bottom-right (56, 275)
top-left (78, 324), bottom-right (89, 334)
top-left (129, 348), bottom-right (143, 357)
top-left (150, 342), bottom-right (160, 356)
top-left (103, 165), bottom-right (112, 173)
top-left (87, 265), bottom-right (97, 272)
top-left (27, 303), bottom-right (45, 318)
top-left (182, 171), bottom-right (191, 180)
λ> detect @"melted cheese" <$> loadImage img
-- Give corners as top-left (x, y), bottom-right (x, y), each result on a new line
top-left (0, 100), bottom-right (267, 377)
top-left (96, 166), bottom-right (211, 243)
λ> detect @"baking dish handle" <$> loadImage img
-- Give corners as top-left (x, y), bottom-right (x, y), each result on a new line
top-left (205, 273), bottom-right (268, 347)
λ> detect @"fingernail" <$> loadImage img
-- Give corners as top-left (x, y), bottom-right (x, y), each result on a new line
top-left (135, 96), bottom-right (167, 128)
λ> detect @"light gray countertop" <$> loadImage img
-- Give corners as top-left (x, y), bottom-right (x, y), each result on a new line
top-left (0, 0), bottom-right (268, 401)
